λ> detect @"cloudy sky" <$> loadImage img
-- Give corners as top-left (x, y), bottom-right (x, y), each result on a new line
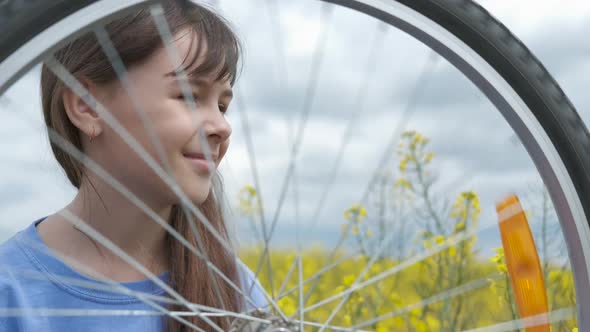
top-left (0, 0), bottom-right (588, 262)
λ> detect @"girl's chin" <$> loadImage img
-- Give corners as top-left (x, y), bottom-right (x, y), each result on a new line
top-left (189, 192), bottom-right (210, 205)
top-left (167, 173), bottom-right (212, 206)
top-left (169, 191), bottom-right (209, 207)
top-left (185, 184), bottom-right (212, 205)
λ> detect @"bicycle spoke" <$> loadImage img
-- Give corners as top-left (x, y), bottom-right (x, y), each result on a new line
top-left (41, 122), bottom-right (259, 309)
top-left (462, 307), bottom-right (576, 332)
top-left (292, 319), bottom-right (370, 332)
top-left (0, 262), bottom-right (267, 325)
top-left (356, 51), bottom-right (440, 208)
top-left (0, 308), bottom-right (269, 321)
top-left (0, 266), bottom-right (175, 311)
top-left (236, 260), bottom-right (288, 321)
top-left (248, 5), bottom-right (335, 291)
top-left (351, 274), bottom-right (502, 329)
top-left (44, 57), bottom-right (230, 256)
top-left (294, 160), bottom-right (304, 332)
top-left (298, 51), bottom-right (440, 306)
top-left (149, 5), bottom-right (217, 173)
top-left (94, 26), bottom-right (172, 173)
top-left (263, 0), bottom-right (288, 89)
top-left (275, 255), bottom-right (298, 300)
top-left (265, 2), bottom-right (333, 240)
top-left (59, 209), bottom-right (224, 332)
top-left (297, 253), bottom-right (304, 332)
top-left (306, 21), bottom-right (388, 234)
top-left (235, 90), bottom-right (275, 299)
top-left (303, 223), bottom-right (491, 314)
top-left (260, 4), bottom-right (307, 316)
top-left (14, 229), bottom-right (212, 331)
top-left (94, 26), bottom-right (230, 321)
top-left (278, 250), bottom-right (360, 300)
top-left (149, 6), bottom-right (239, 321)
top-left (316, 201), bottom-right (425, 330)
top-left (41, 55), bottom-right (277, 313)
top-left (0, 308), bottom-right (169, 317)
top-left (292, 160), bottom-right (480, 308)
top-left (290, 20), bottom-right (390, 311)
top-left (5, 77), bottom-right (248, 330)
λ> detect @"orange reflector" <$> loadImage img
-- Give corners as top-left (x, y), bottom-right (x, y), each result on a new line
top-left (496, 194), bottom-right (549, 332)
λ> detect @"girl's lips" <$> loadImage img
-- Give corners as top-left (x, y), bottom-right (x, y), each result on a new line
top-left (183, 152), bottom-right (218, 161)
top-left (183, 153), bottom-right (215, 173)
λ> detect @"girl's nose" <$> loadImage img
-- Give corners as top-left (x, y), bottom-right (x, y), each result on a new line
top-left (200, 104), bottom-right (232, 143)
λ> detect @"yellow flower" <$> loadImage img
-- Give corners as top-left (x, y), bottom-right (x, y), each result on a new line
top-left (366, 229), bottom-right (374, 238)
top-left (342, 274), bottom-right (356, 287)
top-left (344, 210), bottom-right (352, 221)
top-left (448, 246), bottom-right (457, 257)
top-left (360, 306), bottom-right (370, 316)
top-left (548, 270), bottom-right (561, 283)
top-left (277, 296), bottom-right (297, 316)
top-left (358, 206), bottom-right (367, 217)
top-left (434, 235), bottom-right (445, 245)
top-left (239, 184), bottom-right (257, 198)
top-left (424, 152), bottom-right (434, 163)
top-left (352, 225), bottom-right (359, 236)
top-left (238, 184), bottom-right (261, 216)
top-left (343, 314), bottom-right (352, 326)
top-left (461, 191), bottom-right (477, 201)
top-left (402, 130), bottom-right (416, 138)
top-left (410, 308), bottom-right (421, 317)
top-left (414, 133), bottom-right (424, 143)
top-left (399, 157), bottom-right (409, 172)
top-left (489, 280), bottom-right (497, 294)
top-left (246, 185), bottom-right (256, 196)
top-left (344, 204), bottom-right (367, 223)
top-left (454, 221), bottom-right (466, 232)
top-left (394, 178), bottom-right (413, 190)
top-left (389, 292), bottom-right (402, 304)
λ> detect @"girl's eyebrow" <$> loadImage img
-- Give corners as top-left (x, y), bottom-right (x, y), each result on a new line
top-left (164, 72), bottom-right (233, 98)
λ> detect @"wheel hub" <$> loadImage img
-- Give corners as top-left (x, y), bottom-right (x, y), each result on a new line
top-left (230, 309), bottom-right (300, 332)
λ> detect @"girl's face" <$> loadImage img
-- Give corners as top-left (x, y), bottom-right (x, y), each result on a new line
top-left (90, 30), bottom-right (233, 207)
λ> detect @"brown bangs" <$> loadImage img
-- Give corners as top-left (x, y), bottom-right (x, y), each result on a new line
top-left (175, 5), bottom-right (241, 86)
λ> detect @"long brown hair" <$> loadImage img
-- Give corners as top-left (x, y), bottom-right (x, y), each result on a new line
top-left (40, 1), bottom-right (243, 331)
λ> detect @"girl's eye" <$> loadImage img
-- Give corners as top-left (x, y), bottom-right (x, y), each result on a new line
top-left (219, 104), bottom-right (228, 114)
top-left (175, 94), bottom-right (198, 101)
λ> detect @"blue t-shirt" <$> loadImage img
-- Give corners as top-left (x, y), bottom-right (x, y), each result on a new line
top-left (0, 219), bottom-right (268, 331)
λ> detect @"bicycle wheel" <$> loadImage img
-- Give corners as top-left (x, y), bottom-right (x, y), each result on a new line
top-left (1, 0), bottom-right (589, 331)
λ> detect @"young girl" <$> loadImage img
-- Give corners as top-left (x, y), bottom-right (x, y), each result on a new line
top-left (0, 1), bottom-right (267, 331)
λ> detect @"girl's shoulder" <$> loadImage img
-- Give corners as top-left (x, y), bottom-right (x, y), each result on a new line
top-left (0, 226), bottom-right (37, 310)
top-left (0, 226), bottom-right (34, 282)
top-left (0, 220), bottom-right (65, 301)
top-left (237, 262), bottom-right (270, 311)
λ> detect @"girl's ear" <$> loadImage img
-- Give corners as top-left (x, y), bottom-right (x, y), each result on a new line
top-left (62, 78), bottom-right (103, 139)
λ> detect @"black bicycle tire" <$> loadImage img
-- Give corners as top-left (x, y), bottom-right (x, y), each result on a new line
top-left (0, 0), bottom-right (98, 64)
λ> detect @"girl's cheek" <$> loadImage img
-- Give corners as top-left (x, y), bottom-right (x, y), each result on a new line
top-left (218, 140), bottom-right (230, 165)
